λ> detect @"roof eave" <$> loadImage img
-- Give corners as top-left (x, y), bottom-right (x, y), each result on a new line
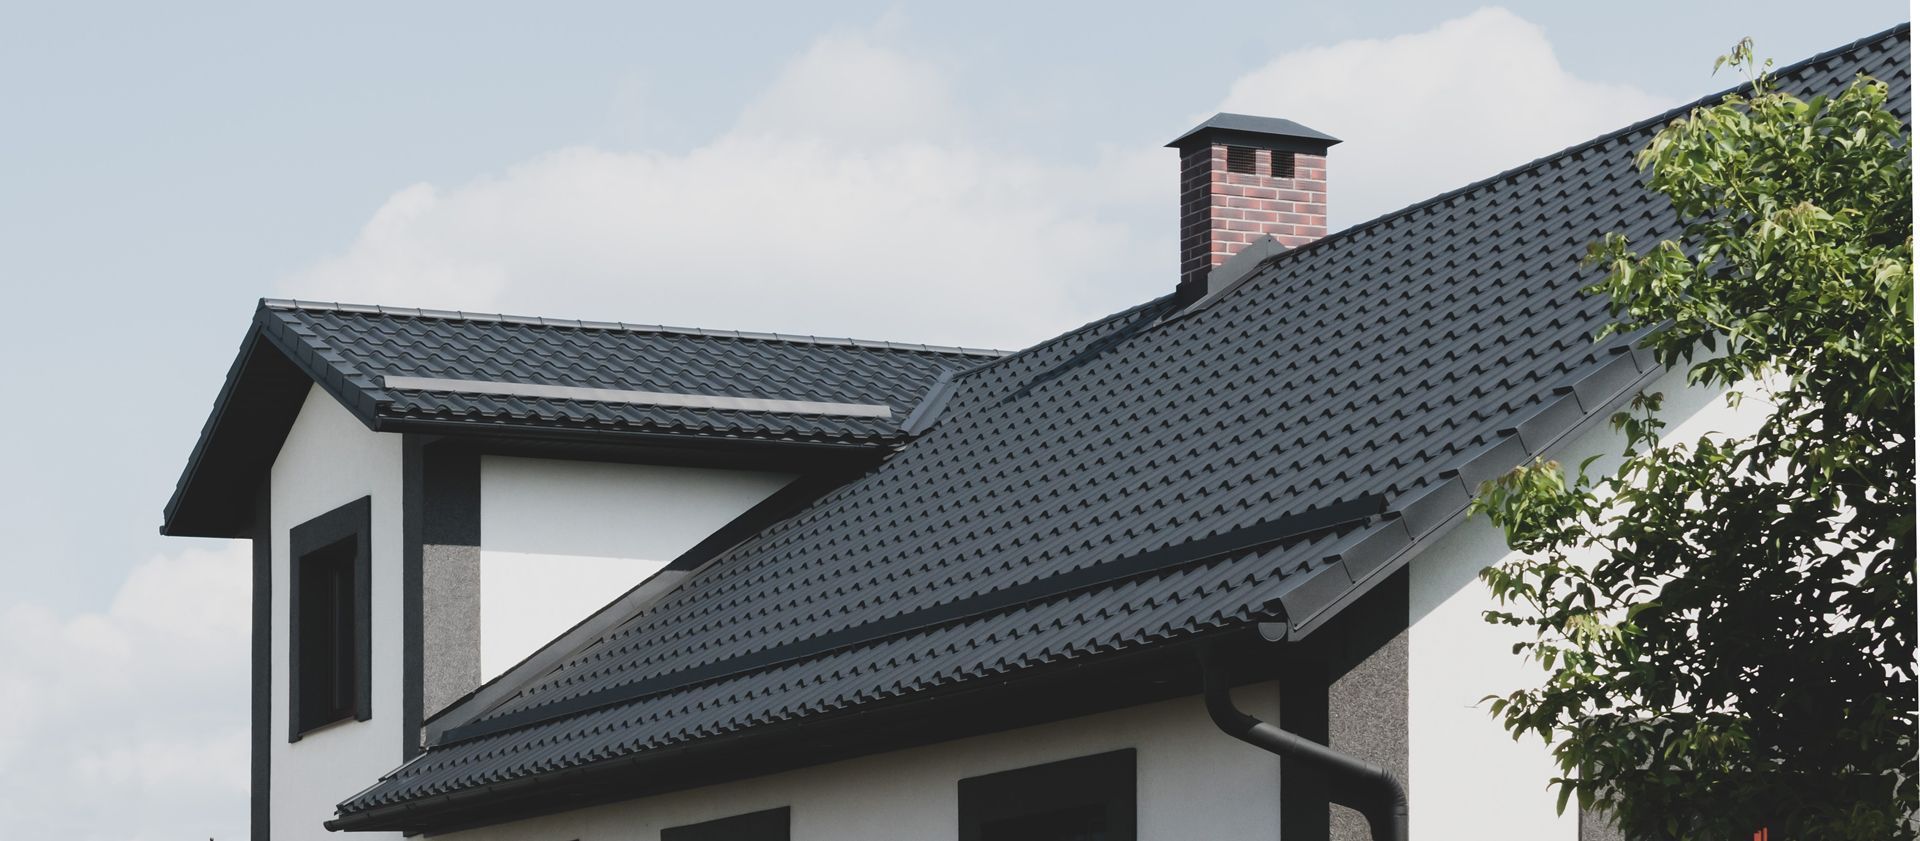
top-left (328, 627), bottom-right (1276, 834)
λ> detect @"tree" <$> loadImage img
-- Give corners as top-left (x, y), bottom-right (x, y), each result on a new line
top-left (1472, 40), bottom-right (1915, 840)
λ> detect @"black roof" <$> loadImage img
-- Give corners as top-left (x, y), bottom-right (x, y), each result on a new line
top-left (162, 300), bottom-right (1001, 537)
top-left (1165, 112), bottom-right (1342, 149)
top-left (328, 25), bottom-right (1910, 831)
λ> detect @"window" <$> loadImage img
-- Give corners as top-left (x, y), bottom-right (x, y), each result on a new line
top-left (1225, 145), bottom-right (1258, 174)
top-left (959, 750), bottom-right (1136, 841)
top-left (661, 807), bottom-right (789, 841)
top-left (1271, 150), bottom-right (1296, 178)
top-left (288, 497), bottom-right (372, 740)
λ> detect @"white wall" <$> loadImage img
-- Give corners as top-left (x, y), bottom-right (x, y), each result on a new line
top-left (1407, 364), bottom-right (1756, 840)
top-left (478, 457), bottom-right (794, 679)
top-left (269, 385), bottom-right (406, 841)
top-left (438, 683), bottom-right (1285, 841)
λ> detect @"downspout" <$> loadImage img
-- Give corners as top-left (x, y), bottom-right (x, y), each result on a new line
top-left (1199, 647), bottom-right (1408, 841)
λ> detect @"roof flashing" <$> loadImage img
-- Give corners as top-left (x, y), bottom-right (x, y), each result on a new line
top-left (381, 375), bottom-right (895, 419)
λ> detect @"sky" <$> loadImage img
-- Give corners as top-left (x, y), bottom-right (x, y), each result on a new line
top-left (0, 2), bottom-right (1905, 838)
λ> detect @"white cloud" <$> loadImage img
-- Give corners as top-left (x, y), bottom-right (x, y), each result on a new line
top-left (282, 11), bottom-right (1665, 352)
top-left (284, 138), bottom-right (1162, 349)
top-left (0, 541), bottom-right (250, 841)
top-left (283, 27), bottom-right (1165, 350)
top-left (732, 30), bottom-right (965, 147)
top-left (1220, 7), bottom-right (1671, 227)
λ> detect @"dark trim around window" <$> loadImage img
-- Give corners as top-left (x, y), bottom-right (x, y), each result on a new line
top-left (959, 749), bottom-right (1136, 841)
top-left (288, 495), bottom-right (373, 741)
top-left (250, 487), bottom-right (271, 841)
top-left (660, 806), bottom-right (790, 841)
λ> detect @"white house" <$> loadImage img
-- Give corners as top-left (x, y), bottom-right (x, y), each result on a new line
top-left (160, 25), bottom-right (1909, 841)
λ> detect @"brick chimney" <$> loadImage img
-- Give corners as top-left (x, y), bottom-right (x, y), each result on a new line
top-left (1167, 113), bottom-right (1340, 302)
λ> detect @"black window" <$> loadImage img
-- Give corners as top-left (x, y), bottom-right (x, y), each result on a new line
top-left (959, 749), bottom-right (1136, 841)
top-left (661, 807), bottom-right (789, 841)
top-left (288, 497), bottom-right (372, 740)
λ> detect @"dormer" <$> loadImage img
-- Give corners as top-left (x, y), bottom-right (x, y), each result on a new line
top-left (164, 299), bottom-right (1002, 841)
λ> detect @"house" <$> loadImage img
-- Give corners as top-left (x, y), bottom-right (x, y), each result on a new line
top-left (162, 25), bottom-right (1909, 841)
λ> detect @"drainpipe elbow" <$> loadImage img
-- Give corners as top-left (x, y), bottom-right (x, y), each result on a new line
top-left (1199, 648), bottom-right (1263, 736)
top-left (1198, 645), bottom-right (1408, 841)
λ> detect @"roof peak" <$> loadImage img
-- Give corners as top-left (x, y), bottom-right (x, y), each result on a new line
top-left (260, 298), bottom-right (1009, 358)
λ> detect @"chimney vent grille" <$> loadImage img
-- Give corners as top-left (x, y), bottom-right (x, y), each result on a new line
top-left (1271, 151), bottom-right (1296, 178)
top-left (1226, 146), bottom-right (1258, 174)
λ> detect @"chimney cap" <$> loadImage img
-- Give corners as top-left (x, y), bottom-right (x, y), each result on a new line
top-left (1165, 112), bottom-right (1341, 153)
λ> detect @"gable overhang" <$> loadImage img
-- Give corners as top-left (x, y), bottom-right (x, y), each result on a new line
top-left (161, 318), bottom-right (332, 537)
top-left (161, 307), bottom-right (903, 538)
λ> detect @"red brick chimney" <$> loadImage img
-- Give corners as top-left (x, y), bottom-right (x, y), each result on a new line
top-left (1167, 113), bottom-right (1339, 302)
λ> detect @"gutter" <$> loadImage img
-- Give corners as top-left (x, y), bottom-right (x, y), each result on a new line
top-left (434, 494), bottom-right (1383, 747)
top-left (1199, 647), bottom-right (1408, 841)
top-left (327, 634), bottom-right (1228, 833)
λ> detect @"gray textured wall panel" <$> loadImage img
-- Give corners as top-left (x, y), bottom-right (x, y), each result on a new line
top-left (1329, 628), bottom-right (1408, 841)
top-left (422, 542), bottom-right (481, 717)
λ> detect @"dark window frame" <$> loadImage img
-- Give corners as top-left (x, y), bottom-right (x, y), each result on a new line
top-left (660, 806), bottom-right (790, 841)
top-left (288, 496), bottom-right (373, 741)
top-left (958, 749), bottom-right (1136, 841)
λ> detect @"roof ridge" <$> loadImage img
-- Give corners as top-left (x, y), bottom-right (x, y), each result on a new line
top-left (259, 298), bottom-right (1010, 358)
top-left (1256, 21), bottom-right (1911, 268)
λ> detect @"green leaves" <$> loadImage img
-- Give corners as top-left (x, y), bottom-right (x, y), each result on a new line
top-left (1474, 41), bottom-right (1915, 841)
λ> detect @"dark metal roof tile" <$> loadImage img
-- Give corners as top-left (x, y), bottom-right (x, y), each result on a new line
top-left (331, 27), bottom-right (1911, 825)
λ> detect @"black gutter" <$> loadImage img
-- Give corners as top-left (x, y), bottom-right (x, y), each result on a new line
top-left (1199, 647), bottom-right (1408, 841)
top-left (327, 631), bottom-right (1246, 833)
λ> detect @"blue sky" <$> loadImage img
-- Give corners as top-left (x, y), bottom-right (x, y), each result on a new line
top-left (0, 3), bottom-right (1905, 837)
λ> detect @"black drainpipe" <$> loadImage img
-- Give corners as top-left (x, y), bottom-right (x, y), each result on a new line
top-left (1199, 647), bottom-right (1408, 841)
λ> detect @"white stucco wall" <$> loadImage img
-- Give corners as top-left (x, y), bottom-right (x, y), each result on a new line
top-left (438, 683), bottom-right (1285, 841)
top-left (1407, 364), bottom-right (1756, 840)
top-left (269, 385), bottom-right (406, 841)
top-left (478, 457), bottom-right (794, 679)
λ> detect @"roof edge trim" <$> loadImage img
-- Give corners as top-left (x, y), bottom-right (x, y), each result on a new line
top-left (159, 327), bottom-right (278, 536)
top-left (1277, 333), bottom-right (1673, 639)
